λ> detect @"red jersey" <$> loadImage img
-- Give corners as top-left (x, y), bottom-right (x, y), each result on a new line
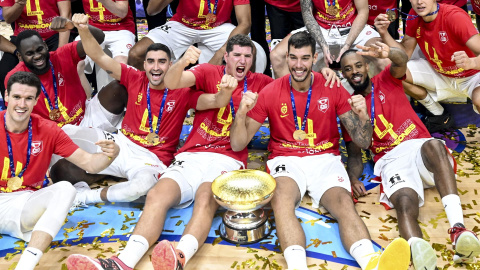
top-left (0, 112), bottom-right (78, 193)
top-left (437, 0), bottom-right (467, 7)
top-left (472, 0), bottom-right (480, 15)
top-left (264, 0), bottom-right (301, 12)
top-left (82, 0), bottom-right (136, 34)
top-left (343, 67), bottom-right (431, 162)
top-left (119, 64), bottom-right (203, 166)
top-left (248, 72), bottom-right (351, 160)
top-left (405, 4), bottom-right (479, 78)
top-left (367, 0), bottom-right (396, 26)
top-left (312, 0), bottom-right (357, 28)
top-left (5, 42), bottom-right (87, 127)
top-left (170, 0), bottom-right (249, 30)
top-left (179, 64), bottom-right (273, 165)
top-left (0, 0), bottom-right (66, 40)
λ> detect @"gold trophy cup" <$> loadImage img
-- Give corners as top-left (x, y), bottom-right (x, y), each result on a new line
top-left (212, 169), bottom-right (276, 244)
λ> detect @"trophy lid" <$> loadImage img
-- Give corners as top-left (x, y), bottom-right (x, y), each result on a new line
top-left (212, 169), bottom-right (276, 212)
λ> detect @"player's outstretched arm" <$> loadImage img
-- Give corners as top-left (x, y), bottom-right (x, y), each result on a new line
top-left (300, 0), bottom-right (332, 66)
top-left (2, 0), bottom-right (26, 24)
top-left (339, 95), bottom-right (372, 149)
top-left (356, 42), bottom-right (408, 78)
top-left (346, 141), bottom-right (367, 198)
top-left (164, 46), bottom-right (200, 89)
top-left (66, 140), bottom-right (120, 174)
top-left (336, 0), bottom-right (369, 62)
top-left (230, 91), bottom-right (262, 152)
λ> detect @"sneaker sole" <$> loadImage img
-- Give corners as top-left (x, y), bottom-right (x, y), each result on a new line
top-left (66, 254), bottom-right (103, 270)
top-left (411, 239), bottom-right (437, 270)
top-left (152, 240), bottom-right (179, 270)
top-left (377, 238), bottom-right (411, 270)
top-left (455, 232), bottom-right (480, 262)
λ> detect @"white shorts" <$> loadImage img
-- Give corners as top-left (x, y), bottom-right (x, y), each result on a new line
top-left (79, 94), bottom-right (123, 133)
top-left (374, 138), bottom-right (455, 208)
top-left (53, 125), bottom-right (166, 179)
top-left (407, 58), bottom-right (480, 101)
top-left (76, 30), bottom-right (135, 72)
top-left (0, 190), bottom-right (34, 240)
top-left (160, 152), bottom-right (243, 208)
top-left (146, 21), bottom-right (267, 73)
top-left (267, 154), bottom-right (351, 208)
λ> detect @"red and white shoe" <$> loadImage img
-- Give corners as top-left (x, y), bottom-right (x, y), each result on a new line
top-left (449, 226), bottom-right (480, 264)
top-left (66, 254), bottom-right (132, 270)
top-left (152, 240), bottom-right (186, 270)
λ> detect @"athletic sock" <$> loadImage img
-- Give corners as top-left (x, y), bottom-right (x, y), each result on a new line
top-left (442, 194), bottom-right (464, 228)
top-left (283, 245), bottom-right (308, 270)
top-left (16, 247), bottom-right (43, 270)
top-left (349, 239), bottom-right (376, 270)
top-left (418, 94), bottom-right (444, 115)
top-left (85, 188), bottom-right (103, 204)
top-left (117, 234), bottom-right (149, 268)
top-left (407, 236), bottom-right (423, 247)
top-left (176, 234), bottom-right (198, 265)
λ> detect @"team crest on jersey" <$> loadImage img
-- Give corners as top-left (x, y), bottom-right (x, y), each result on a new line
top-left (32, 141), bottom-right (43, 156)
top-left (135, 93), bottom-right (143, 105)
top-left (126, 44), bottom-right (133, 49)
top-left (439, 31), bottom-right (448, 44)
top-left (416, 27), bottom-right (421, 38)
top-left (166, 100), bottom-right (176, 112)
top-left (318, 98), bottom-right (329, 113)
top-left (379, 91), bottom-right (385, 104)
top-left (57, 72), bottom-right (65, 86)
top-left (280, 103), bottom-right (288, 118)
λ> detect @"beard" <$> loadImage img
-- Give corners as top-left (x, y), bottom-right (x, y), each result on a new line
top-left (24, 53), bottom-right (50, 75)
top-left (289, 67), bottom-right (312, 83)
top-left (349, 75), bottom-right (370, 94)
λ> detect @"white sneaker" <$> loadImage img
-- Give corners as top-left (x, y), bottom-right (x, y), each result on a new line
top-left (410, 238), bottom-right (437, 270)
top-left (71, 181), bottom-right (91, 210)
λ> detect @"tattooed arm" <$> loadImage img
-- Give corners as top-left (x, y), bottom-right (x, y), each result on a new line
top-left (300, 0), bottom-right (332, 66)
top-left (339, 95), bottom-right (372, 149)
top-left (346, 141), bottom-right (367, 198)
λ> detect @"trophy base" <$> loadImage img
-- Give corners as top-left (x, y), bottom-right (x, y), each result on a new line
top-left (219, 216), bottom-right (272, 245)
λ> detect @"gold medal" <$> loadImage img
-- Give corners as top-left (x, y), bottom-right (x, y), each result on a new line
top-left (327, 5), bottom-right (339, 16)
top-left (386, 9), bottom-right (397, 22)
top-left (293, 130), bottom-right (307, 141)
top-left (146, 132), bottom-right (159, 145)
top-left (7, 176), bottom-right (22, 191)
top-left (205, 12), bottom-right (217, 24)
top-left (49, 109), bottom-right (61, 121)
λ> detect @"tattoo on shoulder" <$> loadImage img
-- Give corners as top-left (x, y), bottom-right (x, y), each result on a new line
top-left (340, 111), bottom-right (372, 148)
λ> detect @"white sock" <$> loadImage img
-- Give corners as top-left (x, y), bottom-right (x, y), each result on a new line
top-left (176, 234), bottom-right (198, 265)
top-left (16, 247), bottom-right (43, 270)
top-left (442, 194), bottom-right (464, 227)
top-left (418, 94), bottom-right (444, 115)
top-left (283, 245), bottom-right (308, 270)
top-left (349, 239), bottom-right (376, 270)
top-left (85, 188), bottom-right (103, 204)
top-left (117, 234), bottom-right (149, 268)
top-left (407, 236), bottom-right (423, 247)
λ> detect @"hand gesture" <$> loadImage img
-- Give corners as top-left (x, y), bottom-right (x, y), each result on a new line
top-left (451, 51), bottom-right (476, 70)
top-left (336, 44), bottom-right (350, 63)
top-left (50, 16), bottom-right (75, 32)
top-left (351, 178), bottom-right (367, 198)
top-left (95, 140), bottom-right (120, 160)
top-left (322, 44), bottom-right (334, 67)
top-left (374, 14), bottom-right (391, 36)
top-left (320, 67), bottom-right (341, 88)
top-left (182, 46), bottom-right (201, 67)
top-left (237, 91), bottom-right (258, 115)
top-left (348, 94), bottom-right (369, 121)
top-left (219, 74), bottom-right (238, 94)
top-left (356, 41), bottom-right (390, 59)
top-left (71, 13), bottom-right (90, 30)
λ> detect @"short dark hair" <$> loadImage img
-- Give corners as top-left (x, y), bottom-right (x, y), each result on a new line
top-left (145, 43), bottom-right (172, 60)
top-left (339, 49), bottom-right (360, 65)
top-left (16, 30), bottom-right (43, 51)
top-left (226, 34), bottom-right (254, 54)
top-left (7, 71), bottom-right (42, 98)
top-left (288, 31), bottom-right (316, 55)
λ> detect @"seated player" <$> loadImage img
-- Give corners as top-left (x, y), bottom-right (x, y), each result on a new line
top-left (341, 42), bottom-right (480, 269)
top-left (230, 31), bottom-right (410, 270)
top-left (0, 71), bottom-right (119, 270)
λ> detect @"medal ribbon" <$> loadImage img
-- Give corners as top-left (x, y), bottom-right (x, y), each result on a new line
top-left (387, 3), bottom-right (439, 21)
top-left (326, 0), bottom-right (336, 7)
top-left (40, 60), bottom-right (59, 112)
top-left (224, 69), bottom-right (248, 119)
top-left (289, 75), bottom-right (313, 132)
top-left (370, 83), bottom-right (375, 127)
top-left (146, 86), bottom-right (169, 135)
top-left (207, 0), bottom-right (219, 15)
top-left (4, 113), bottom-right (33, 179)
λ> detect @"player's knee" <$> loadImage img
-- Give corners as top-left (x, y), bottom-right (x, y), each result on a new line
top-left (53, 181), bottom-right (76, 204)
top-left (391, 190), bottom-right (418, 215)
top-left (270, 46), bottom-right (286, 68)
top-left (127, 45), bottom-right (145, 67)
top-left (194, 188), bottom-right (217, 212)
top-left (127, 171), bottom-right (159, 201)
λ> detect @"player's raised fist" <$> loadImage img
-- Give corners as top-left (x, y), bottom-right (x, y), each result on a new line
top-left (238, 91), bottom-right (258, 115)
top-left (219, 74), bottom-right (238, 94)
top-left (182, 46), bottom-right (201, 67)
top-left (348, 94), bottom-right (369, 121)
top-left (50, 16), bottom-right (75, 32)
top-left (71, 13), bottom-right (90, 30)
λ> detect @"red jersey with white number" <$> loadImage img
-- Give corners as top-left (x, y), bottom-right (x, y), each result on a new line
top-left (119, 64), bottom-right (202, 166)
top-left (170, 0), bottom-right (249, 30)
top-left (5, 42), bottom-right (87, 127)
top-left (178, 64), bottom-right (273, 165)
top-left (82, 0), bottom-right (136, 34)
top-left (312, 0), bottom-right (357, 28)
top-left (248, 72), bottom-right (351, 160)
top-left (472, 0), bottom-right (480, 15)
top-left (367, 0), bottom-right (397, 26)
top-left (0, 112), bottom-right (78, 193)
top-left (0, 0), bottom-right (66, 40)
top-left (405, 4), bottom-right (479, 78)
top-left (264, 0), bottom-right (301, 12)
top-left (343, 67), bottom-right (431, 162)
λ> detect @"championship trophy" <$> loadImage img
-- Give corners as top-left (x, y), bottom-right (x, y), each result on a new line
top-left (212, 169), bottom-right (276, 244)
